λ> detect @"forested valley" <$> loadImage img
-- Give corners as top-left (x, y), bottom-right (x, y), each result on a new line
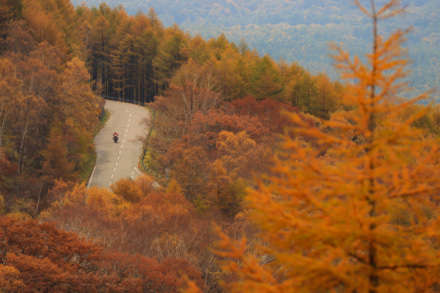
top-left (1, 0), bottom-right (440, 291)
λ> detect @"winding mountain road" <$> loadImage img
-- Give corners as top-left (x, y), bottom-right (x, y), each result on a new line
top-left (88, 100), bottom-right (150, 188)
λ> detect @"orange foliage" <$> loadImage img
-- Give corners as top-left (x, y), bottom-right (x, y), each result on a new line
top-left (0, 18), bottom-right (102, 213)
top-left (42, 124), bottom-right (76, 182)
top-left (111, 178), bottom-right (143, 203)
top-left (121, 183), bottom-right (195, 233)
top-left (87, 187), bottom-right (119, 216)
top-left (1, 215), bottom-right (204, 291)
top-left (0, 265), bottom-right (25, 291)
top-left (47, 180), bottom-right (86, 208)
top-left (132, 174), bottom-right (156, 194)
top-left (230, 96), bottom-right (302, 133)
top-left (186, 109), bottom-right (270, 148)
top-left (23, 0), bottom-right (71, 55)
top-left (42, 175), bottom-right (212, 291)
top-left (210, 1), bottom-right (440, 292)
top-left (216, 131), bottom-right (256, 175)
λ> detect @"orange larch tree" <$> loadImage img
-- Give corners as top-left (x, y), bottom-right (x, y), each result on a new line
top-left (209, 1), bottom-right (440, 292)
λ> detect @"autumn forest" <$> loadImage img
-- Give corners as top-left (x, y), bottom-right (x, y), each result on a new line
top-left (1, 0), bottom-right (440, 291)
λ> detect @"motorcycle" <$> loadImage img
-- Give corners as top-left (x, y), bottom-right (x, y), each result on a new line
top-left (113, 135), bottom-right (118, 143)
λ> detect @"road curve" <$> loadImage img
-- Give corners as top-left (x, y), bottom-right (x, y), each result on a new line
top-left (88, 100), bottom-right (150, 188)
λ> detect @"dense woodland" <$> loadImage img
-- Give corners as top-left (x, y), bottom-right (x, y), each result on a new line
top-left (72, 0), bottom-right (440, 99)
top-left (1, 0), bottom-right (440, 291)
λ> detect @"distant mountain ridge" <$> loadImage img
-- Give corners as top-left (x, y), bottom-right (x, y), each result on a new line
top-left (72, 0), bottom-right (440, 99)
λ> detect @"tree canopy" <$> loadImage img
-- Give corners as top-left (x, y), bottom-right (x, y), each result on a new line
top-left (201, 1), bottom-right (440, 292)
top-left (71, 0), bottom-right (440, 100)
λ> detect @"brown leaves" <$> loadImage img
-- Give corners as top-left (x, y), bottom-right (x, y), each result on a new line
top-left (0, 25), bottom-right (102, 212)
top-left (216, 131), bottom-right (256, 176)
top-left (0, 265), bottom-right (25, 291)
top-left (42, 124), bottom-right (76, 182)
top-left (0, 215), bottom-right (204, 292)
top-left (41, 175), bottom-right (210, 289)
top-left (111, 178), bottom-right (143, 203)
top-left (2, 20), bottom-right (36, 56)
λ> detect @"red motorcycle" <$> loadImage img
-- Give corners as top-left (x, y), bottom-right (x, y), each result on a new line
top-left (113, 132), bottom-right (118, 143)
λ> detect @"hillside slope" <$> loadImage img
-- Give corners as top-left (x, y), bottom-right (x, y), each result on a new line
top-left (71, 0), bottom-right (440, 99)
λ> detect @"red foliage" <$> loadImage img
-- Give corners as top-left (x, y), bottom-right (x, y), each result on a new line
top-left (230, 96), bottom-right (308, 133)
top-left (97, 252), bottom-right (203, 292)
top-left (0, 215), bottom-right (204, 291)
top-left (0, 149), bottom-right (14, 180)
top-left (180, 109), bottom-right (270, 158)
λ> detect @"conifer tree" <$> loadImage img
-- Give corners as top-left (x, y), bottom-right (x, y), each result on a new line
top-left (207, 1), bottom-right (440, 292)
top-left (249, 55), bottom-right (284, 100)
top-left (42, 124), bottom-right (76, 182)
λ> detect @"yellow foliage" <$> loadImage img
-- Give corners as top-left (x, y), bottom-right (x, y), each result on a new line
top-left (113, 199), bottom-right (131, 217)
top-left (111, 178), bottom-right (143, 203)
top-left (216, 131), bottom-right (256, 175)
top-left (7, 212), bottom-right (32, 221)
top-left (185, 279), bottom-right (204, 293)
top-left (0, 265), bottom-right (25, 291)
top-left (166, 179), bottom-right (183, 195)
top-left (0, 194), bottom-right (5, 215)
top-left (86, 187), bottom-right (118, 216)
top-left (63, 183), bottom-right (87, 207)
top-left (193, 193), bottom-right (211, 214)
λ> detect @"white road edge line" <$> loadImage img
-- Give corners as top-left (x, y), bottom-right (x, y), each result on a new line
top-left (87, 166), bottom-right (96, 189)
top-left (134, 167), bottom-right (142, 175)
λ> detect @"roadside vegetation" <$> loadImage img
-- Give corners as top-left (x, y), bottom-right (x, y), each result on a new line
top-left (1, 0), bottom-right (440, 291)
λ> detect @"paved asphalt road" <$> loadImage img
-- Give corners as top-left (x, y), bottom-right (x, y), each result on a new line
top-left (88, 100), bottom-right (150, 188)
